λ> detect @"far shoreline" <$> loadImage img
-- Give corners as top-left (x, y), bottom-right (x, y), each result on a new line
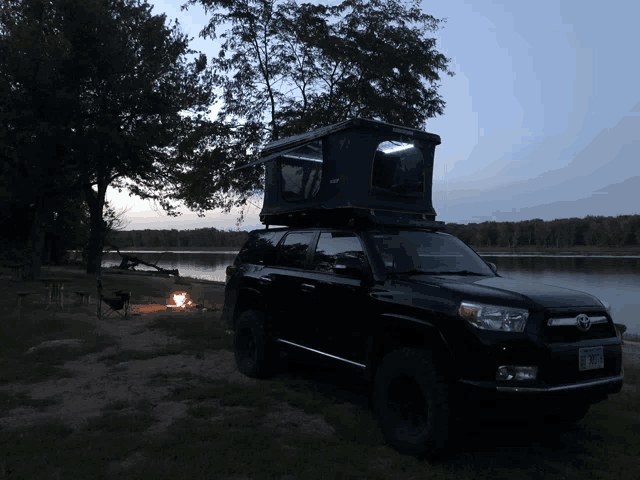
top-left (96, 245), bottom-right (640, 256)
top-left (474, 245), bottom-right (640, 257)
top-left (98, 246), bottom-right (240, 253)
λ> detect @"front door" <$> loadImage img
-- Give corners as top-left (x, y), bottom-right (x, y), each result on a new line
top-left (267, 230), bottom-right (317, 345)
top-left (300, 231), bottom-right (371, 365)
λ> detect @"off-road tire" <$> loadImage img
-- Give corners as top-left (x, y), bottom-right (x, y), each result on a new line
top-left (234, 310), bottom-right (278, 378)
top-left (372, 347), bottom-right (450, 458)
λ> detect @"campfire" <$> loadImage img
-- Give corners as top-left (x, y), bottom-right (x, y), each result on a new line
top-left (130, 291), bottom-right (202, 314)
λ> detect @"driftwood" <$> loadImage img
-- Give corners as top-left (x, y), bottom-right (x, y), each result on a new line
top-left (106, 244), bottom-right (179, 277)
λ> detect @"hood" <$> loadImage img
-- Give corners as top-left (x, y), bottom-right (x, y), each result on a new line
top-left (406, 274), bottom-right (603, 309)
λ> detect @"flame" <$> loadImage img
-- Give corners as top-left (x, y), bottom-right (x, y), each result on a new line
top-left (130, 291), bottom-right (198, 314)
top-left (167, 291), bottom-right (194, 309)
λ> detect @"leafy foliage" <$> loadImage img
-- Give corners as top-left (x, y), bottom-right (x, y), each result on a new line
top-left (0, 0), bottom-right (221, 274)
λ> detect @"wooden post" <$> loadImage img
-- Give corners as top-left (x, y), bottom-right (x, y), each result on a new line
top-left (16, 292), bottom-right (29, 307)
top-left (96, 275), bottom-right (103, 320)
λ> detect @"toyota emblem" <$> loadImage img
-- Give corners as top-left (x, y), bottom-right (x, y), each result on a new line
top-left (576, 314), bottom-right (591, 332)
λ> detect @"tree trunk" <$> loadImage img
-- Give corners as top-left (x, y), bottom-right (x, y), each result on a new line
top-left (25, 196), bottom-right (47, 281)
top-left (83, 179), bottom-right (108, 276)
top-left (86, 213), bottom-right (104, 275)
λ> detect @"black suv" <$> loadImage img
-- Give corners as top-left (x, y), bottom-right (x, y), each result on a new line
top-left (223, 225), bottom-right (623, 457)
top-left (222, 118), bottom-right (623, 458)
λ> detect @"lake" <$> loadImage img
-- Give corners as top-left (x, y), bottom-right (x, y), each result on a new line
top-left (99, 251), bottom-right (640, 335)
top-left (100, 250), bottom-right (239, 284)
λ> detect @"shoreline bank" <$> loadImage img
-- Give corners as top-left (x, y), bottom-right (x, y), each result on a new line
top-left (474, 246), bottom-right (640, 256)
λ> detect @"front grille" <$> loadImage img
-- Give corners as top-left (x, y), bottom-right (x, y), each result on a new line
top-left (533, 309), bottom-right (622, 388)
top-left (542, 311), bottom-right (616, 343)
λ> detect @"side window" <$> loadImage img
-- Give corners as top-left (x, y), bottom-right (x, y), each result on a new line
top-left (312, 232), bottom-right (365, 274)
top-left (280, 140), bottom-right (323, 201)
top-left (237, 231), bottom-right (286, 266)
top-left (277, 232), bottom-right (314, 269)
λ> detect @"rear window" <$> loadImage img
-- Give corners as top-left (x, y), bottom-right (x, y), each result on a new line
top-left (277, 231), bottom-right (315, 269)
top-left (237, 231), bottom-right (286, 266)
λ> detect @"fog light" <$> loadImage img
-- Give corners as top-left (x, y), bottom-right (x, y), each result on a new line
top-left (495, 366), bottom-right (537, 381)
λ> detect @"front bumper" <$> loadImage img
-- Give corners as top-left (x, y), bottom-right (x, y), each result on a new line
top-left (459, 369), bottom-right (624, 394)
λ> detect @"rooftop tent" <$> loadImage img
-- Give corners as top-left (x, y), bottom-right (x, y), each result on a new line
top-left (235, 118), bottom-right (444, 228)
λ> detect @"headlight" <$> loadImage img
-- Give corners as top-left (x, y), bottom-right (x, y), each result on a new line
top-left (459, 301), bottom-right (529, 332)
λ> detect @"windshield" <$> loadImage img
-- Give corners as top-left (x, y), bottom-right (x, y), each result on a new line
top-left (370, 230), bottom-right (495, 276)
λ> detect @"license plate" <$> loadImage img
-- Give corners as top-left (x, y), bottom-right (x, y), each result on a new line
top-left (579, 346), bottom-right (604, 371)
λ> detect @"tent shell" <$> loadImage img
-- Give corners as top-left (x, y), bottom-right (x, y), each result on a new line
top-left (235, 118), bottom-right (444, 229)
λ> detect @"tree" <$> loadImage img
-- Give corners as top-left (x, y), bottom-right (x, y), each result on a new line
top-left (1, 0), bottom-right (222, 276)
top-left (0, 0), bottom-right (89, 278)
top-left (180, 0), bottom-right (454, 222)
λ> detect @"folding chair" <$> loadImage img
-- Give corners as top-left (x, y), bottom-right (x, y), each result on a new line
top-left (97, 280), bottom-right (131, 320)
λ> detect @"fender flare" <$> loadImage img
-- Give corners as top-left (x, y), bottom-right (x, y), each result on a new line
top-left (364, 313), bottom-right (454, 381)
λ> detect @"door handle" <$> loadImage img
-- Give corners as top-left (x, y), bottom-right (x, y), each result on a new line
top-left (258, 276), bottom-right (272, 285)
top-left (300, 283), bottom-right (316, 292)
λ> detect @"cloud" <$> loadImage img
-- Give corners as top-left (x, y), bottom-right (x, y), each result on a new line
top-left (435, 114), bottom-right (640, 223)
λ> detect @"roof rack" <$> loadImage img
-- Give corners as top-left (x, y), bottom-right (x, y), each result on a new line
top-left (262, 208), bottom-right (446, 230)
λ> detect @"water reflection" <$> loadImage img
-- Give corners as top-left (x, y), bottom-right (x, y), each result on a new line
top-left (101, 251), bottom-right (238, 284)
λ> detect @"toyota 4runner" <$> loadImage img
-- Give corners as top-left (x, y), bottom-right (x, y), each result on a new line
top-left (222, 119), bottom-right (624, 458)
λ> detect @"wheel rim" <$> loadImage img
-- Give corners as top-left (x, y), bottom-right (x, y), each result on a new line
top-left (387, 374), bottom-right (428, 432)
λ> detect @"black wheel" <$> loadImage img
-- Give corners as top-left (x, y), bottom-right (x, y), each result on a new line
top-left (372, 348), bottom-right (450, 458)
top-left (233, 310), bottom-right (278, 378)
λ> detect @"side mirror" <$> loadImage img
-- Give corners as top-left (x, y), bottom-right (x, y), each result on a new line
top-left (333, 255), bottom-right (364, 276)
top-left (225, 264), bottom-right (237, 285)
top-left (486, 261), bottom-right (498, 274)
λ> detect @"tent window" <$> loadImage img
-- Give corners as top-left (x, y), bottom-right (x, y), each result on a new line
top-left (280, 140), bottom-right (323, 201)
top-left (371, 141), bottom-right (424, 198)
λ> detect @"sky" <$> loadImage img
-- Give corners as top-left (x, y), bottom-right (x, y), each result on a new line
top-left (106, 0), bottom-right (640, 232)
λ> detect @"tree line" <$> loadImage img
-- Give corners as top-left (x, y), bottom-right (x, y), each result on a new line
top-left (1, 0), bottom-right (454, 278)
top-left (446, 215), bottom-right (640, 249)
top-left (100, 214), bottom-right (640, 252)
top-left (107, 227), bottom-right (249, 250)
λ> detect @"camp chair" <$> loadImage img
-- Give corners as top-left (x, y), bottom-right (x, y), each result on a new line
top-left (97, 280), bottom-right (131, 320)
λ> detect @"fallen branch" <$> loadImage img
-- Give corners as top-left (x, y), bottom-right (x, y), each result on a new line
top-left (106, 244), bottom-right (179, 276)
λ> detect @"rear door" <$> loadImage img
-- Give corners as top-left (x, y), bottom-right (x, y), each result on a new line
top-left (225, 230), bottom-right (285, 330)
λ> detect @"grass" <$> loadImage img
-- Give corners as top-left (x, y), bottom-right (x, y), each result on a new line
top-left (145, 310), bottom-right (234, 353)
top-left (0, 389), bottom-right (61, 418)
top-left (2, 364), bottom-right (638, 479)
top-left (0, 302), bottom-right (118, 387)
top-left (0, 266), bottom-right (639, 479)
